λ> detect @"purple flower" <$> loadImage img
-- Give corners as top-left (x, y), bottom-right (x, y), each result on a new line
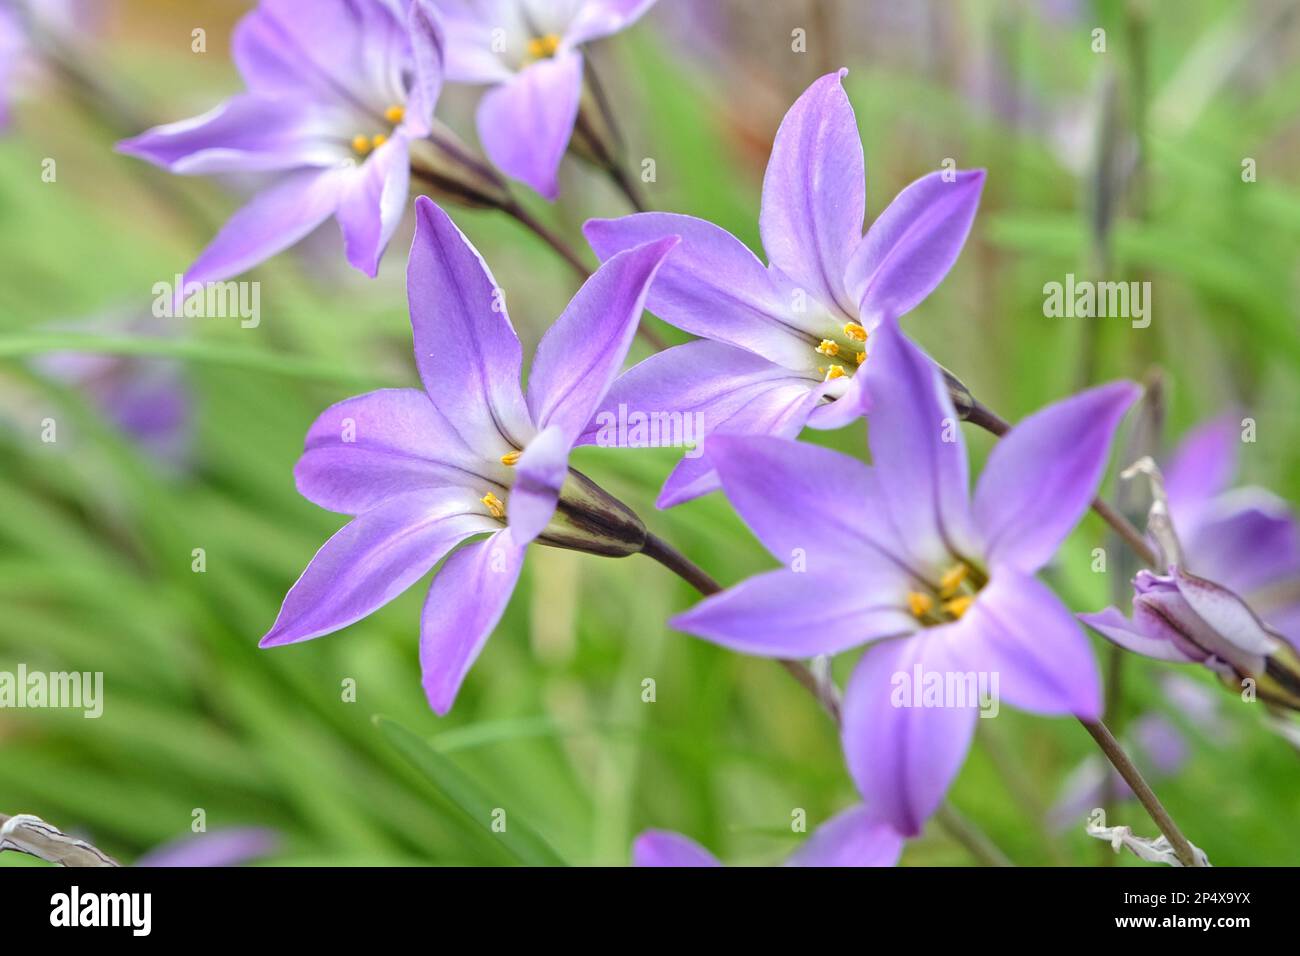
top-left (0, 3), bottom-right (26, 130)
top-left (582, 70), bottom-right (986, 507)
top-left (118, 0), bottom-right (446, 285)
top-left (633, 804), bottom-right (903, 867)
top-left (671, 317), bottom-right (1138, 836)
top-left (260, 196), bottom-right (676, 714)
top-left (135, 828), bottom-right (279, 868)
top-left (434, 0), bottom-right (659, 199)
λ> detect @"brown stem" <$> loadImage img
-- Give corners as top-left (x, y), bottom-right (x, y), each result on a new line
top-left (607, 162), bottom-right (648, 213)
top-left (501, 200), bottom-right (593, 280)
top-left (934, 803), bottom-right (1015, 867)
top-left (1079, 719), bottom-right (1200, 866)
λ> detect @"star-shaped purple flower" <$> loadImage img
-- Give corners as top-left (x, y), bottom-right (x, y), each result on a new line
top-left (671, 317), bottom-right (1139, 836)
top-left (633, 804), bottom-right (903, 867)
top-left (260, 196), bottom-right (676, 715)
top-left (118, 0), bottom-right (446, 285)
top-left (434, 0), bottom-right (659, 199)
top-left (582, 69), bottom-right (986, 506)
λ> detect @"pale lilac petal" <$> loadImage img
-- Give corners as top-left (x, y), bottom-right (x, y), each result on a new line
top-left (956, 568), bottom-right (1102, 719)
top-left (184, 166), bottom-right (350, 287)
top-left (1164, 415), bottom-right (1239, 528)
top-left (632, 830), bottom-right (721, 867)
top-left (861, 316), bottom-right (978, 569)
top-left (136, 829), bottom-right (278, 868)
top-left (407, 197), bottom-right (533, 458)
top-left (805, 367), bottom-right (872, 429)
top-left (759, 70), bottom-right (864, 319)
top-left (420, 529), bottom-right (527, 714)
top-left (1181, 490), bottom-right (1300, 596)
top-left (294, 388), bottom-right (486, 515)
top-left (508, 425), bottom-right (569, 544)
top-left (973, 380), bottom-right (1139, 574)
top-left (672, 568), bottom-right (914, 658)
top-left (565, 0), bottom-right (660, 45)
top-left (846, 169), bottom-right (986, 324)
top-left (117, 94), bottom-right (341, 174)
top-left (842, 632), bottom-right (978, 837)
top-left (336, 134), bottom-right (412, 277)
top-left (1171, 566), bottom-right (1280, 658)
top-left (527, 237), bottom-right (679, 446)
top-left (477, 52), bottom-right (582, 200)
top-left (406, 0), bottom-right (447, 134)
top-left (786, 806), bottom-right (904, 868)
top-left (436, 0), bottom-right (516, 83)
top-left (584, 214), bottom-right (814, 369)
top-left (260, 489), bottom-right (497, 647)
top-left (1079, 606), bottom-right (1202, 663)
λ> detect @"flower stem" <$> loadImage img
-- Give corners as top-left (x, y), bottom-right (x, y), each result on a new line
top-left (934, 803), bottom-right (1015, 867)
top-left (640, 532), bottom-right (840, 723)
top-left (501, 200), bottom-right (593, 280)
top-left (1079, 719), bottom-right (1200, 866)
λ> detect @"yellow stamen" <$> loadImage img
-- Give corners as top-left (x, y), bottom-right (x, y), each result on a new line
top-left (942, 595), bottom-right (975, 619)
top-left (384, 104), bottom-right (405, 124)
top-left (527, 33), bottom-right (561, 59)
top-left (371, 133), bottom-right (388, 149)
top-left (843, 322), bottom-right (868, 342)
top-left (907, 591), bottom-right (934, 619)
top-left (939, 562), bottom-right (969, 598)
top-left (500, 450), bottom-right (522, 466)
top-left (854, 350), bottom-right (867, 365)
top-left (816, 339), bottom-right (840, 357)
top-left (351, 134), bottom-right (373, 155)
top-left (481, 492), bottom-right (506, 519)
top-left (823, 365), bottom-right (845, 381)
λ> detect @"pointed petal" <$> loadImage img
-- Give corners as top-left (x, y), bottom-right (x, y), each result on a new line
top-left (759, 70), bottom-right (864, 319)
top-left (672, 567), bottom-right (915, 658)
top-left (786, 806), bottom-right (904, 868)
top-left (1079, 607), bottom-right (1201, 663)
top-left (406, 0), bottom-right (447, 134)
top-left (842, 632), bottom-right (978, 837)
top-left (1171, 566), bottom-right (1280, 657)
top-left (565, 0), bottom-right (660, 45)
top-left (183, 166), bottom-right (348, 287)
top-left (1163, 415), bottom-right (1239, 527)
top-left (260, 489), bottom-right (497, 648)
top-left (957, 568), bottom-right (1102, 719)
top-left (584, 213), bottom-right (814, 368)
top-left (508, 425), bottom-right (569, 545)
top-left (861, 316), bottom-right (977, 568)
top-left (407, 197), bottom-right (532, 458)
top-left (973, 380), bottom-right (1140, 574)
top-left (477, 52), bottom-right (582, 200)
top-left (336, 134), bottom-right (411, 277)
top-left (527, 236), bottom-right (679, 446)
top-left (435, 0), bottom-right (516, 83)
top-left (420, 529), bottom-right (527, 714)
top-left (631, 830), bottom-right (722, 867)
top-left (294, 388), bottom-right (487, 515)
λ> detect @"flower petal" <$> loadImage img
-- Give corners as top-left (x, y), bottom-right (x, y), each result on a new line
top-left (294, 388), bottom-right (487, 515)
top-left (584, 213), bottom-right (814, 368)
top-left (565, 0), bottom-right (660, 45)
top-left (260, 489), bottom-right (497, 648)
top-left (477, 51), bottom-right (582, 200)
top-left (405, 0), bottom-right (446, 134)
top-left (420, 529), bottom-right (527, 714)
top-left (672, 567), bottom-right (914, 659)
top-left (973, 380), bottom-right (1140, 574)
top-left (842, 632), bottom-right (978, 837)
top-left (957, 568), bottom-right (1102, 719)
top-left (846, 169), bottom-right (986, 324)
top-left (1163, 415), bottom-right (1239, 529)
top-left (407, 197), bottom-right (533, 458)
top-left (631, 830), bottom-right (721, 867)
top-left (527, 236), bottom-right (679, 446)
top-left (786, 805), bottom-right (904, 868)
top-left (759, 70), bottom-right (864, 320)
top-left (508, 425), bottom-right (569, 545)
top-left (1078, 606), bottom-right (1202, 663)
top-left (336, 134), bottom-right (412, 277)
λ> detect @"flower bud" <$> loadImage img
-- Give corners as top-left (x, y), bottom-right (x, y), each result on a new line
top-left (538, 468), bottom-right (646, 558)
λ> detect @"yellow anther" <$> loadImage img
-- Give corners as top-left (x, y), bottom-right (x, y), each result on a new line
top-left (942, 595), bottom-right (975, 619)
top-left (816, 339), bottom-right (840, 357)
top-left (907, 591), bottom-right (934, 619)
top-left (384, 104), bottom-right (405, 124)
top-left (371, 133), bottom-right (388, 149)
top-left (854, 350), bottom-right (867, 365)
top-left (939, 563), bottom-right (969, 598)
top-left (351, 134), bottom-right (373, 155)
top-left (527, 33), bottom-right (561, 59)
top-left (823, 365), bottom-right (845, 381)
top-left (481, 492), bottom-right (506, 519)
top-left (843, 322), bottom-right (868, 342)
top-left (500, 450), bottom-right (522, 466)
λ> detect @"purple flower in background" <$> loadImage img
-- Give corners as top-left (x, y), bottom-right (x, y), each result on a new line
top-left (135, 828), bottom-right (278, 868)
top-left (583, 70), bottom-right (985, 506)
top-left (118, 0), bottom-right (445, 285)
top-left (672, 318), bottom-right (1138, 836)
top-left (0, 3), bottom-right (22, 131)
top-left (633, 804), bottom-right (903, 867)
top-left (260, 196), bottom-right (675, 714)
top-left (434, 0), bottom-right (658, 199)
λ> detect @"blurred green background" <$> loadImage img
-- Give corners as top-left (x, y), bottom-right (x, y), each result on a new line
top-left (1, 0), bottom-right (1298, 866)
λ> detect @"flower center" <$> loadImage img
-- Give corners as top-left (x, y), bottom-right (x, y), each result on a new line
top-left (906, 561), bottom-right (984, 626)
top-left (813, 323), bottom-right (868, 382)
top-left (526, 33), bottom-right (561, 61)
top-left (350, 104), bottom-right (405, 156)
